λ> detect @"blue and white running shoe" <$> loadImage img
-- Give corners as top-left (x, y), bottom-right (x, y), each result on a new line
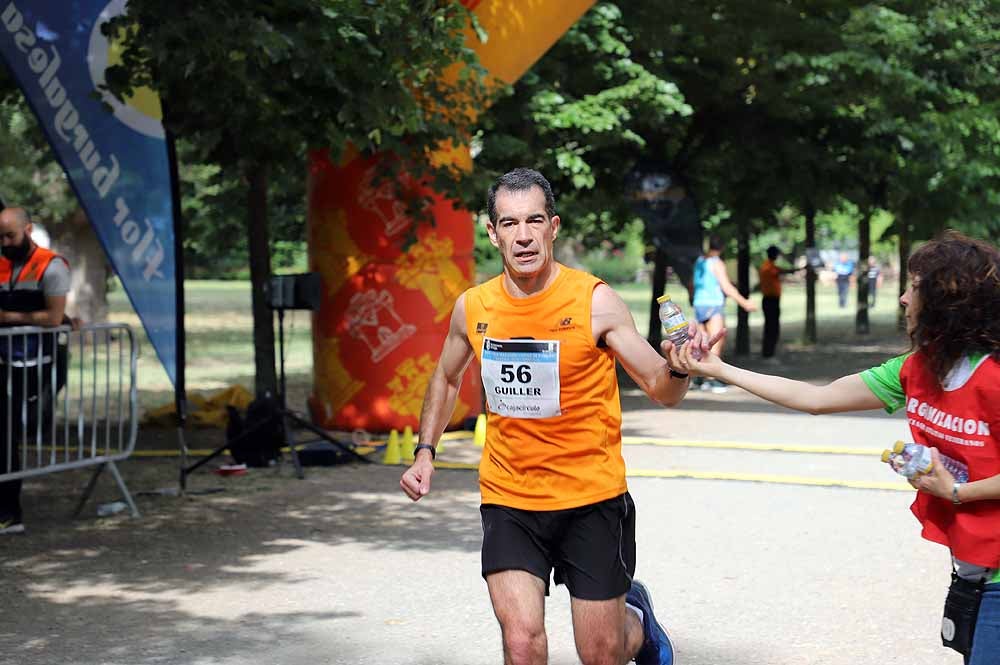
top-left (627, 579), bottom-right (674, 665)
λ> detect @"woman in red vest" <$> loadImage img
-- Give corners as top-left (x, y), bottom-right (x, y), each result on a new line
top-left (673, 230), bottom-right (999, 664)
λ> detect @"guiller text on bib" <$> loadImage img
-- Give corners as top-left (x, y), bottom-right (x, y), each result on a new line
top-left (481, 337), bottom-right (561, 419)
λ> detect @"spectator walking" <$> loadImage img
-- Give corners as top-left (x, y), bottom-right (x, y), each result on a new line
top-left (867, 256), bottom-right (883, 308)
top-left (833, 252), bottom-right (855, 308)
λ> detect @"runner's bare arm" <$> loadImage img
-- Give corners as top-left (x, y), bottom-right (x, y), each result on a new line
top-left (592, 283), bottom-right (688, 407)
top-left (674, 342), bottom-right (884, 414)
top-left (418, 293), bottom-right (475, 451)
top-left (401, 294), bottom-right (475, 501)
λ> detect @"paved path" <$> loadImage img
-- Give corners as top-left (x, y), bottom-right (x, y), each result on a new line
top-left (1, 380), bottom-right (965, 665)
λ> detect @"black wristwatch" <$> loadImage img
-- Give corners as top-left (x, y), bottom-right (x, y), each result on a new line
top-left (669, 369), bottom-right (690, 380)
top-left (413, 443), bottom-right (436, 460)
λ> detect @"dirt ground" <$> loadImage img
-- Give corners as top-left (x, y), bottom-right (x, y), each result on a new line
top-left (1, 323), bottom-right (941, 665)
top-left (11, 319), bottom-right (905, 521)
top-left (2, 320), bottom-right (909, 558)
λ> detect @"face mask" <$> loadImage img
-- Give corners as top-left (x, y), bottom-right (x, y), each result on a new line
top-left (1, 236), bottom-right (31, 262)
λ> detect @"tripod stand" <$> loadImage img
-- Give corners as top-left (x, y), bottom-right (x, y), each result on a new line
top-left (181, 273), bottom-right (368, 483)
top-left (274, 307), bottom-right (370, 478)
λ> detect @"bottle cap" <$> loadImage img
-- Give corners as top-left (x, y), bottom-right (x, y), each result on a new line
top-left (880, 450), bottom-right (892, 463)
top-left (656, 295), bottom-right (672, 304)
top-left (892, 441), bottom-right (905, 454)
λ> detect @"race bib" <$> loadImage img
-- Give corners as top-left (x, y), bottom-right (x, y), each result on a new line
top-left (481, 337), bottom-right (561, 419)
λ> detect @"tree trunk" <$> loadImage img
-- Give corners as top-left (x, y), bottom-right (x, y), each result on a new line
top-left (49, 208), bottom-right (109, 324)
top-left (855, 209), bottom-right (871, 334)
top-left (245, 163), bottom-right (278, 399)
top-left (804, 203), bottom-right (817, 344)
top-left (736, 217), bottom-right (750, 355)
top-left (647, 248), bottom-right (667, 347)
top-left (897, 220), bottom-right (911, 332)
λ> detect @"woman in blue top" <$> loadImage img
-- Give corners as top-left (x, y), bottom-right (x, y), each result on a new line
top-left (691, 235), bottom-right (757, 392)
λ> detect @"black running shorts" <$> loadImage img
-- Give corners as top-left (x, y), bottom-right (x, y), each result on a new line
top-left (480, 492), bottom-right (636, 601)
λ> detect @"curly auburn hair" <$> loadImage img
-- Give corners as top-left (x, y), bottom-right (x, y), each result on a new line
top-left (907, 230), bottom-right (1000, 384)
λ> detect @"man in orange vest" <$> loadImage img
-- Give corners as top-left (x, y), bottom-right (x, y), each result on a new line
top-left (0, 207), bottom-right (71, 536)
top-left (400, 169), bottom-right (711, 665)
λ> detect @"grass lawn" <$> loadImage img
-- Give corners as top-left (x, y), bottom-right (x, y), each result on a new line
top-left (110, 277), bottom-right (909, 414)
top-left (108, 281), bottom-right (315, 411)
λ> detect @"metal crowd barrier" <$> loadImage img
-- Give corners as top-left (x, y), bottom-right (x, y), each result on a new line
top-left (0, 323), bottom-right (139, 517)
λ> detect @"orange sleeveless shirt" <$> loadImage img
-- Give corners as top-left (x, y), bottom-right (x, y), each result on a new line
top-left (465, 266), bottom-right (626, 510)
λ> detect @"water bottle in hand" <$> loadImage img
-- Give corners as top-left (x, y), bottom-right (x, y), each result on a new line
top-left (880, 440), bottom-right (968, 483)
top-left (657, 295), bottom-right (702, 359)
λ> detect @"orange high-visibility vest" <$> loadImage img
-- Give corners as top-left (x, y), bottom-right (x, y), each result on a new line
top-left (0, 246), bottom-right (68, 315)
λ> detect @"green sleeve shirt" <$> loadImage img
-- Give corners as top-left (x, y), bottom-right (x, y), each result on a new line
top-left (859, 354), bottom-right (909, 414)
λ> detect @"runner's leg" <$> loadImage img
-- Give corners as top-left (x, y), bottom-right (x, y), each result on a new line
top-left (487, 570), bottom-right (548, 665)
top-left (571, 594), bottom-right (643, 665)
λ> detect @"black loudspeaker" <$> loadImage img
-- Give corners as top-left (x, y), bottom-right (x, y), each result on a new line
top-left (267, 272), bottom-right (321, 311)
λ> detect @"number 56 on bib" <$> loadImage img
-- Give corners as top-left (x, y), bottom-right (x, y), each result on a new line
top-left (481, 338), bottom-right (561, 419)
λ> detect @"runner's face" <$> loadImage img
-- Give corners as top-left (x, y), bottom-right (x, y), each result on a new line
top-left (900, 276), bottom-right (921, 334)
top-left (487, 186), bottom-right (559, 279)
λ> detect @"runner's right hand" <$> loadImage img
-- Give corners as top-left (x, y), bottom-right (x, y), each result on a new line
top-left (400, 456), bottom-right (434, 502)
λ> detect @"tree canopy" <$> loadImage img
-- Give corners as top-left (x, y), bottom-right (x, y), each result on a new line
top-left (2, 1), bottom-right (997, 362)
top-left (98, 0), bottom-right (492, 395)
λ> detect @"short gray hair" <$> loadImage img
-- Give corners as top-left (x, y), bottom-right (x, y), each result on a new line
top-left (486, 168), bottom-right (556, 223)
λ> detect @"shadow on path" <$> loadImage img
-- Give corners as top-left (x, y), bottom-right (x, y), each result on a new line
top-left (1, 462), bottom-right (481, 664)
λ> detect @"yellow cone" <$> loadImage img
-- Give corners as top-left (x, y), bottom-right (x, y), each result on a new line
top-left (474, 413), bottom-right (487, 447)
top-left (402, 425), bottom-right (415, 458)
top-left (402, 428), bottom-right (415, 462)
top-left (383, 429), bottom-right (401, 465)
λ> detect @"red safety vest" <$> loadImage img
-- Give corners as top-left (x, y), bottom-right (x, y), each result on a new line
top-left (901, 351), bottom-right (1000, 567)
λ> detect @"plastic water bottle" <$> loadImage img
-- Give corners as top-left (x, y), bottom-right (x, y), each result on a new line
top-left (880, 441), bottom-right (968, 482)
top-left (657, 294), bottom-right (689, 345)
top-left (657, 295), bottom-right (701, 358)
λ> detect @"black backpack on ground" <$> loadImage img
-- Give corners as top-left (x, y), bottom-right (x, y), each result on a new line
top-left (225, 396), bottom-right (284, 467)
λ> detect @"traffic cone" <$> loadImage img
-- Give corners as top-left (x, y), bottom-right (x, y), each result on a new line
top-left (383, 429), bottom-right (401, 465)
top-left (474, 413), bottom-right (487, 447)
top-left (402, 427), bottom-right (415, 462)
top-left (402, 426), bottom-right (415, 459)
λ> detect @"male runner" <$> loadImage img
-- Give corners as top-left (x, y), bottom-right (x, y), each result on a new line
top-left (401, 168), bottom-right (707, 664)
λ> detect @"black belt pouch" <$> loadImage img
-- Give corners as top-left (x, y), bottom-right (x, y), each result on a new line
top-left (941, 572), bottom-right (986, 657)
